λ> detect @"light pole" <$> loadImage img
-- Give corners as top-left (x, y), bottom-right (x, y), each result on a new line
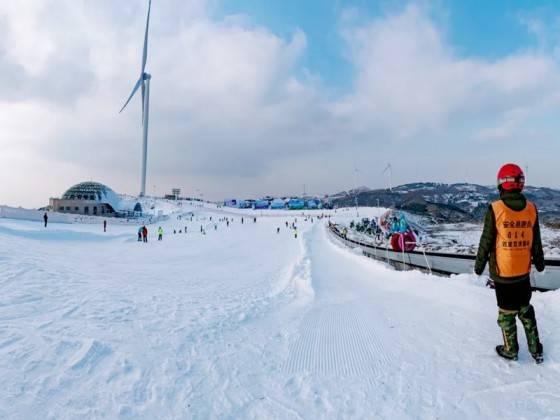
top-left (353, 167), bottom-right (359, 217)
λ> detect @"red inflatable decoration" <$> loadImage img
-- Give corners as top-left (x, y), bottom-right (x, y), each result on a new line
top-left (390, 231), bottom-right (417, 252)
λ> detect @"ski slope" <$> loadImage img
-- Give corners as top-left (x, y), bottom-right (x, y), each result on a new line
top-left (1, 205), bottom-right (559, 419)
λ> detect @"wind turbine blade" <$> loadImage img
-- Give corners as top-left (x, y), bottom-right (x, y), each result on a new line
top-left (141, 0), bottom-right (152, 75)
top-left (119, 77), bottom-right (143, 113)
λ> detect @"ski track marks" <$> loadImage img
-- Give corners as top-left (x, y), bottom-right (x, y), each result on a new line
top-left (283, 304), bottom-right (391, 378)
top-left (283, 223), bottom-right (393, 379)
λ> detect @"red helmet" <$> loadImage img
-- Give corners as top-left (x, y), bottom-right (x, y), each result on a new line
top-left (497, 163), bottom-right (525, 191)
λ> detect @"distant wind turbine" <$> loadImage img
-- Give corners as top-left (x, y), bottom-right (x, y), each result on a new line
top-left (382, 163), bottom-right (392, 191)
top-left (120, 0), bottom-right (152, 197)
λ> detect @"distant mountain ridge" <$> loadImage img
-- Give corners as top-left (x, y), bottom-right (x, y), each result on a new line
top-left (330, 182), bottom-right (560, 224)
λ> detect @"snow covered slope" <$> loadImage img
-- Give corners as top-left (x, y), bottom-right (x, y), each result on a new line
top-left (1, 207), bottom-right (559, 419)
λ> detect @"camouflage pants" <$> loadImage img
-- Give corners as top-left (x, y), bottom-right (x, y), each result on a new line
top-left (498, 305), bottom-right (542, 356)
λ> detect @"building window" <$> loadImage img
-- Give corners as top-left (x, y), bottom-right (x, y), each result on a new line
top-left (84, 206), bottom-right (89, 214)
top-left (59, 207), bottom-right (64, 211)
top-left (66, 207), bottom-right (71, 211)
top-left (75, 207), bottom-right (79, 212)
top-left (93, 206), bottom-right (97, 215)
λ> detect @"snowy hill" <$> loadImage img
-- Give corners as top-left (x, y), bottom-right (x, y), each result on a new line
top-left (1, 206), bottom-right (559, 418)
top-left (331, 182), bottom-right (560, 223)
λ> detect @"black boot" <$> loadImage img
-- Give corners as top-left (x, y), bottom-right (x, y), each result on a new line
top-left (495, 345), bottom-right (518, 360)
top-left (518, 305), bottom-right (544, 364)
top-left (497, 309), bottom-right (519, 361)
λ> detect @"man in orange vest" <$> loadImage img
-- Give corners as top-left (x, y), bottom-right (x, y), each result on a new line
top-left (475, 163), bottom-right (545, 363)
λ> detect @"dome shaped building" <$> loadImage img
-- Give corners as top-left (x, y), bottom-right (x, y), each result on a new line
top-left (49, 181), bottom-right (143, 217)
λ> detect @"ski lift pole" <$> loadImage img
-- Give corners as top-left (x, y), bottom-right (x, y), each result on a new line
top-left (412, 241), bottom-right (432, 275)
top-left (422, 247), bottom-right (432, 275)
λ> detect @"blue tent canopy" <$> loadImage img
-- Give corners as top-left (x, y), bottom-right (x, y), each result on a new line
top-left (270, 198), bottom-right (286, 209)
top-left (254, 199), bottom-right (269, 209)
top-left (288, 198), bottom-right (305, 210)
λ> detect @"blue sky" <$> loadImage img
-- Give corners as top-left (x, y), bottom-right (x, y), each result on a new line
top-left (218, 0), bottom-right (559, 89)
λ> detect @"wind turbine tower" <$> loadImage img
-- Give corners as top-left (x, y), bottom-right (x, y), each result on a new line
top-left (120, 0), bottom-right (152, 197)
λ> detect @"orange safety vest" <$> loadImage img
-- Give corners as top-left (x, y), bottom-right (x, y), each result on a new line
top-left (491, 200), bottom-right (537, 277)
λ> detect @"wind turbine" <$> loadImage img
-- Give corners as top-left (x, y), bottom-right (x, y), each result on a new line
top-left (120, 0), bottom-right (152, 197)
top-left (382, 163), bottom-right (392, 192)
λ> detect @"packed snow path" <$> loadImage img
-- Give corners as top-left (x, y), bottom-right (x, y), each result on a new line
top-left (1, 207), bottom-right (559, 419)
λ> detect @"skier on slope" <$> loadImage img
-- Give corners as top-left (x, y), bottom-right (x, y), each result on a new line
top-left (475, 163), bottom-right (545, 364)
top-left (158, 226), bottom-right (163, 241)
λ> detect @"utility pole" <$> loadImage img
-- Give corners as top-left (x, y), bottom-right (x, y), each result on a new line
top-left (353, 166), bottom-right (360, 217)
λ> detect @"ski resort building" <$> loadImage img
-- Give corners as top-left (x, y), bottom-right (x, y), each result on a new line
top-left (49, 182), bottom-right (143, 217)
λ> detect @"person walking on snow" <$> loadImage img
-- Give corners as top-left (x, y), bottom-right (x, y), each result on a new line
top-left (158, 226), bottom-right (163, 241)
top-left (142, 226), bottom-right (148, 243)
top-left (475, 163), bottom-right (545, 364)
top-left (103, 220), bottom-right (107, 232)
top-left (43, 212), bottom-right (48, 228)
top-left (137, 227), bottom-right (143, 241)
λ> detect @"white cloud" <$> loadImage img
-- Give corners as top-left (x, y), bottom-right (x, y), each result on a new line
top-left (336, 4), bottom-right (560, 141)
top-left (1, 2), bottom-right (560, 207)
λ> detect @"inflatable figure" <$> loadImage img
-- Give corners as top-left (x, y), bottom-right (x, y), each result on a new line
top-left (379, 210), bottom-right (416, 251)
top-left (390, 230), bottom-right (416, 252)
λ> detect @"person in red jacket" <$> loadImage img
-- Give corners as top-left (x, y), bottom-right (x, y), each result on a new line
top-left (142, 226), bottom-right (148, 243)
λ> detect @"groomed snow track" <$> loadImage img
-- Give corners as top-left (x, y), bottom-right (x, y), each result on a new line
top-left (328, 223), bottom-right (560, 291)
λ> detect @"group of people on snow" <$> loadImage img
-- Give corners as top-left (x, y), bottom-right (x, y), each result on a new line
top-left (137, 225), bottom-right (148, 242)
top-left (38, 165), bottom-right (548, 365)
